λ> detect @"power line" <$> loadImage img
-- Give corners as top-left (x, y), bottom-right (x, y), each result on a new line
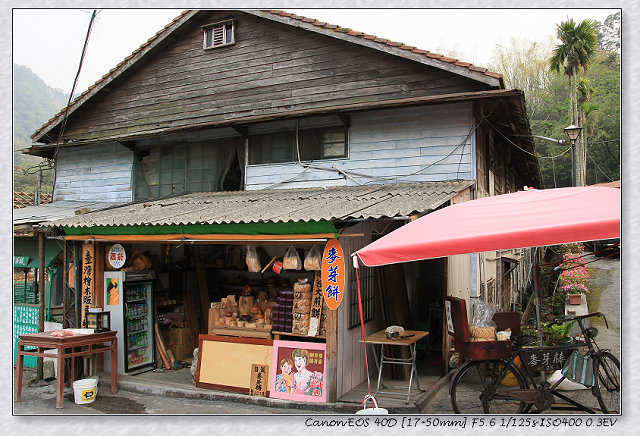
top-left (54, 9), bottom-right (98, 158)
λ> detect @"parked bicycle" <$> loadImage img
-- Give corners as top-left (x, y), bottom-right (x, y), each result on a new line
top-left (450, 312), bottom-right (620, 414)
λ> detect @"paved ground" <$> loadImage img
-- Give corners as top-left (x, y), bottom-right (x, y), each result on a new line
top-left (421, 254), bottom-right (621, 414)
top-left (8, 254), bottom-right (621, 423)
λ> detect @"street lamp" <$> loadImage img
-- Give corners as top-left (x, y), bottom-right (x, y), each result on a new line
top-left (564, 124), bottom-right (582, 187)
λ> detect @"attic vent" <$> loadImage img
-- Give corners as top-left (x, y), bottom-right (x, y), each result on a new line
top-left (203, 21), bottom-right (234, 49)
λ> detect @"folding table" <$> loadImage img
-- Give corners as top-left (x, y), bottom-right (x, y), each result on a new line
top-left (361, 329), bottom-right (428, 403)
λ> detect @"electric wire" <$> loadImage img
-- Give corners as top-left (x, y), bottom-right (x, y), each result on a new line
top-left (54, 10), bottom-right (98, 160)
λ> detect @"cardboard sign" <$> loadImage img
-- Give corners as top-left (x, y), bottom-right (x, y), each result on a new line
top-left (249, 363), bottom-right (269, 397)
top-left (321, 239), bottom-right (344, 311)
top-left (445, 300), bottom-right (454, 335)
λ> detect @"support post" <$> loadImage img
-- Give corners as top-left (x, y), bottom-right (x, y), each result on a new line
top-left (36, 231), bottom-right (46, 380)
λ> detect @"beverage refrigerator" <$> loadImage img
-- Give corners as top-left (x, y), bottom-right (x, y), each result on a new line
top-left (104, 270), bottom-right (155, 375)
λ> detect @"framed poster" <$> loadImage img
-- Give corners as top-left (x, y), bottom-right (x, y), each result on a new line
top-left (269, 340), bottom-right (326, 402)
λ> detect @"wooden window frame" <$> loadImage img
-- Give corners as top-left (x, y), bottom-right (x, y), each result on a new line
top-left (348, 265), bottom-right (376, 329)
top-left (203, 20), bottom-right (235, 49)
top-left (248, 125), bottom-right (348, 166)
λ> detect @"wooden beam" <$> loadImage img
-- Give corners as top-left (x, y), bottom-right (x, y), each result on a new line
top-left (231, 125), bottom-right (249, 138)
top-left (94, 242), bottom-right (105, 309)
top-left (28, 89), bottom-right (523, 153)
top-left (118, 141), bottom-right (136, 151)
top-left (36, 231), bottom-right (45, 380)
top-left (64, 233), bottom-right (336, 242)
top-left (196, 262), bottom-right (211, 328)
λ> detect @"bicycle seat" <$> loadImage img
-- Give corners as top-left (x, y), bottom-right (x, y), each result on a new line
top-left (512, 335), bottom-right (536, 346)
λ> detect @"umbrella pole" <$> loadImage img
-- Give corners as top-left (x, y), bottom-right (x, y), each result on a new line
top-left (533, 249), bottom-right (546, 381)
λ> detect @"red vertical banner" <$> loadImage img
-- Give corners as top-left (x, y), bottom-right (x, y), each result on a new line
top-left (321, 239), bottom-right (344, 311)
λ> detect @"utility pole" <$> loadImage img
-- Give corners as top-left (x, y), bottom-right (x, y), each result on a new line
top-left (35, 167), bottom-right (42, 205)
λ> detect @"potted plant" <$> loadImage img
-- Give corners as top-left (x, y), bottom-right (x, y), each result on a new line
top-left (542, 320), bottom-right (576, 346)
top-left (561, 283), bottom-right (589, 305)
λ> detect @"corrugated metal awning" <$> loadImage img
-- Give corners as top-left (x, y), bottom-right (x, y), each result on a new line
top-left (39, 181), bottom-right (474, 238)
top-left (13, 200), bottom-right (126, 227)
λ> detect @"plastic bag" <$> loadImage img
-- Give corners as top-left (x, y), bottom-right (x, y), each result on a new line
top-left (304, 245), bottom-right (322, 270)
top-left (283, 245), bottom-right (301, 270)
top-left (245, 245), bottom-right (262, 272)
top-left (470, 300), bottom-right (497, 341)
top-left (471, 300), bottom-right (497, 327)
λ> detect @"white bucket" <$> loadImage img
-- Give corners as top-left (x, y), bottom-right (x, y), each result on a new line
top-left (355, 395), bottom-right (388, 415)
top-left (73, 378), bottom-right (98, 404)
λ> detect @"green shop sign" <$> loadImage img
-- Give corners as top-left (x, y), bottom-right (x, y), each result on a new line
top-left (14, 256), bottom-right (30, 268)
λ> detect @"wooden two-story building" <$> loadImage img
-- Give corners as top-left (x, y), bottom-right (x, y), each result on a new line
top-left (25, 10), bottom-right (540, 406)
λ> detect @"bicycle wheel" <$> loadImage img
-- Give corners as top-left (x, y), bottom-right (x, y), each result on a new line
top-left (594, 352), bottom-right (620, 413)
top-left (450, 360), bottom-right (527, 414)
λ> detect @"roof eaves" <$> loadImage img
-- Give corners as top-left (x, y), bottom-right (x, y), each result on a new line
top-left (31, 9), bottom-right (196, 144)
top-left (256, 10), bottom-right (503, 88)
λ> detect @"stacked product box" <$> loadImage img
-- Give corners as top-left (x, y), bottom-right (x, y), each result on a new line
top-left (272, 290), bottom-right (293, 332)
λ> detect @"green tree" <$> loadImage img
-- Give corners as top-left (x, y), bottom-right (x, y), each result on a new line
top-left (576, 76), bottom-right (594, 184)
top-left (549, 18), bottom-right (599, 186)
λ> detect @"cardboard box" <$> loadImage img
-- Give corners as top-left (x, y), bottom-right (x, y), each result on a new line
top-left (169, 344), bottom-right (194, 362)
top-left (170, 327), bottom-right (192, 345)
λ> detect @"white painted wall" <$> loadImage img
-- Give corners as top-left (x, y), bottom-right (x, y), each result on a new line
top-left (54, 143), bottom-right (134, 202)
top-left (245, 103), bottom-right (474, 190)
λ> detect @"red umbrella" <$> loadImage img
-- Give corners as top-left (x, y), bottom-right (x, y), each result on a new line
top-left (355, 186), bottom-right (620, 266)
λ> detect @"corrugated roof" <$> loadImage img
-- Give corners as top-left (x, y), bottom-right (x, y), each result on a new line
top-left (13, 200), bottom-right (126, 227)
top-left (32, 9), bottom-right (504, 143)
top-left (41, 181), bottom-right (474, 229)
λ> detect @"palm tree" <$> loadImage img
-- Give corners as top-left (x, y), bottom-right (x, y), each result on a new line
top-left (550, 18), bottom-right (598, 186)
top-left (577, 77), bottom-right (595, 185)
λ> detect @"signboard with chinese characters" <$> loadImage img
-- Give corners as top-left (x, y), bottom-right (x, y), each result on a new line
top-left (249, 363), bottom-right (269, 397)
top-left (108, 244), bottom-right (126, 269)
top-left (81, 243), bottom-right (95, 327)
top-left (269, 340), bottom-right (326, 402)
top-left (307, 271), bottom-right (324, 336)
top-left (321, 239), bottom-right (344, 311)
top-left (14, 256), bottom-right (30, 268)
top-left (520, 346), bottom-right (577, 372)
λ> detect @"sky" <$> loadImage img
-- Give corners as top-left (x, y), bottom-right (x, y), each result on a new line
top-left (12, 7), bottom-right (618, 96)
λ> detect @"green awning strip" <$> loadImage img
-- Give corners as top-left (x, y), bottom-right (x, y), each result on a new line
top-left (13, 238), bottom-right (63, 268)
top-left (63, 221), bottom-right (338, 237)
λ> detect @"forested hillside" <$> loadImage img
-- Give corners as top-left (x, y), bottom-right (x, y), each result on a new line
top-left (489, 12), bottom-right (620, 188)
top-left (13, 64), bottom-right (68, 194)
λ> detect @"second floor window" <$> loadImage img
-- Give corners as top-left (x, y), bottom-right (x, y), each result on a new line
top-left (134, 137), bottom-right (244, 201)
top-left (248, 125), bottom-right (347, 165)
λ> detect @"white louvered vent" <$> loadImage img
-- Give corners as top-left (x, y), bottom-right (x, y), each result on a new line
top-left (203, 21), bottom-right (234, 49)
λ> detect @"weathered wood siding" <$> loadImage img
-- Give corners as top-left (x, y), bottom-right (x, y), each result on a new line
top-left (54, 143), bottom-right (133, 202)
top-left (246, 103), bottom-right (474, 190)
top-left (56, 11), bottom-right (488, 143)
top-left (336, 222), bottom-right (384, 397)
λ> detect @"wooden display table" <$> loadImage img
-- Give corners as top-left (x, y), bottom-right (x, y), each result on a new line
top-left (360, 329), bottom-right (429, 403)
top-left (14, 330), bottom-right (118, 409)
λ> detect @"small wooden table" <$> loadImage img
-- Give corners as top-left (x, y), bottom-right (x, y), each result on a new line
top-left (14, 330), bottom-right (118, 409)
top-left (361, 329), bottom-right (429, 403)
